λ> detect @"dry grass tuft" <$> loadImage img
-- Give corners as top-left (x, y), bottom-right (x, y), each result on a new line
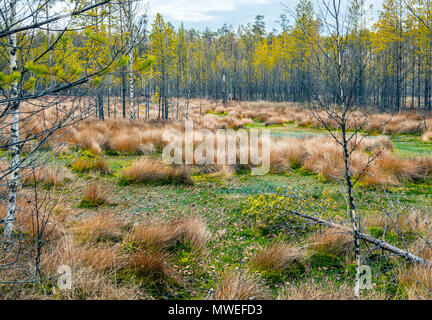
top-left (79, 183), bottom-right (108, 208)
top-left (125, 223), bottom-right (172, 248)
top-left (165, 215), bottom-right (211, 250)
top-left (277, 278), bottom-right (385, 300)
top-left (39, 235), bottom-right (148, 300)
top-left (71, 157), bottom-right (111, 174)
top-left (120, 158), bottom-right (192, 185)
top-left (73, 213), bottom-right (125, 243)
top-left (126, 248), bottom-right (178, 281)
top-left (308, 228), bottom-right (353, 257)
top-left (250, 243), bottom-right (308, 273)
top-left (21, 165), bottom-right (72, 187)
top-left (422, 130), bottom-right (432, 142)
top-left (398, 265), bottom-right (432, 300)
top-left (73, 244), bottom-right (127, 272)
top-left (214, 271), bottom-right (269, 300)
top-left (126, 215), bottom-right (210, 250)
top-left (53, 267), bottom-right (146, 300)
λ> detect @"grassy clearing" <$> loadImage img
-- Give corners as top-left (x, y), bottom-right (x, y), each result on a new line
top-left (32, 149), bottom-right (430, 299)
top-left (6, 109), bottom-right (432, 300)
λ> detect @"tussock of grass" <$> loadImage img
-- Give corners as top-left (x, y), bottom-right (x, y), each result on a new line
top-left (74, 244), bottom-right (126, 272)
top-left (21, 165), bottom-right (72, 188)
top-left (250, 243), bottom-right (308, 275)
top-left (73, 213), bottom-right (125, 243)
top-left (398, 265), bottom-right (432, 300)
top-left (71, 157), bottom-right (111, 175)
top-left (277, 278), bottom-right (384, 300)
top-left (125, 215), bottom-right (210, 251)
top-left (126, 248), bottom-right (178, 282)
top-left (214, 271), bottom-right (269, 300)
top-left (78, 183), bottom-right (108, 208)
top-left (120, 158), bottom-right (192, 185)
top-left (308, 228), bottom-right (353, 258)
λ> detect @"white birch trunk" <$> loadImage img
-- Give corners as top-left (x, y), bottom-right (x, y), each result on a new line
top-left (129, 46), bottom-right (134, 121)
top-left (4, 0), bottom-right (20, 240)
top-left (128, 1), bottom-right (134, 121)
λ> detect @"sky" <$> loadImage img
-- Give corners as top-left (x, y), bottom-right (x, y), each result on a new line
top-left (147, 0), bottom-right (383, 32)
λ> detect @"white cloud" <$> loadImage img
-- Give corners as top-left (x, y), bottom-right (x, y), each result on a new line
top-left (148, 0), bottom-right (271, 23)
top-left (146, 0), bottom-right (382, 31)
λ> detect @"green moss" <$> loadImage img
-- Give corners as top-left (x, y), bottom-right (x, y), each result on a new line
top-left (78, 198), bottom-right (105, 209)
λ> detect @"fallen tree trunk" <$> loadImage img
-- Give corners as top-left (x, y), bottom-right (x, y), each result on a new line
top-left (277, 207), bottom-right (432, 267)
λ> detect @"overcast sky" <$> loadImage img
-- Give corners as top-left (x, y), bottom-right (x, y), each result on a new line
top-left (147, 0), bottom-right (383, 32)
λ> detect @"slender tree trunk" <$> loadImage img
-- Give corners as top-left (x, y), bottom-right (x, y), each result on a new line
top-left (122, 70), bottom-right (126, 118)
top-left (129, 47), bottom-right (134, 120)
top-left (4, 0), bottom-right (19, 240)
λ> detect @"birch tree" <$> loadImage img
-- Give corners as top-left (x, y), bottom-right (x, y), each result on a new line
top-left (0, 0), bottom-right (128, 240)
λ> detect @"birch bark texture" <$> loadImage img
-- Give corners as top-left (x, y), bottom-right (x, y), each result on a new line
top-left (4, 0), bottom-right (20, 240)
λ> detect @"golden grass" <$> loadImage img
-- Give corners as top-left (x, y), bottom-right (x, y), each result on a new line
top-left (423, 130), bottom-right (432, 142)
top-left (165, 216), bottom-right (211, 250)
top-left (120, 158), bottom-right (192, 185)
top-left (209, 101), bottom-right (429, 135)
top-left (364, 209), bottom-right (432, 235)
top-left (79, 183), bottom-right (108, 208)
top-left (250, 243), bottom-right (308, 273)
top-left (277, 278), bottom-right (385, 300)
top-left (398, 265), bottom-right (432, 300)
top-left (35, 232), bottom-right (150, 300)
top-left (73, 244), bottom-right (127, 272)
top-left (214, 271), bottom-right (269, 300)
top-left (126, 215), bottom-right (210, 250)
top-left (126, 248), bottom-right (178, 281)
top-left (308, 228), bottom-right (353, 257)
top-left (73, 213), bottom-right (125, 243)
top-left (70, 157), bottom-right (111, 174)
top-left (125, 223), bottom-right (172, 248)
top-left (70, 119), bottom-right (168, 154)
top-left (21, 165), bottom-right (72, 187)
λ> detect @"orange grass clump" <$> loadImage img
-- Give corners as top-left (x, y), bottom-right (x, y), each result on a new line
top-left (73, 213), bottom-right (125, 243)
top-left (250, 243), bottom-right (308, 273)
top-left (214, 271), bottom-right (269, 300)
top-left (308, 228), bottom-right (353, 257)
top-left (120, 158), bottom-right (192, 185)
